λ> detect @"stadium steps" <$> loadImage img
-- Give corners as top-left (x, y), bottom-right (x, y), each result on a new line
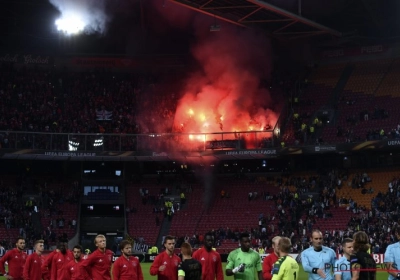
top-left (169, 185), bottom-right (203, 238)
top-left (126, 179), bottom-right (166, 246)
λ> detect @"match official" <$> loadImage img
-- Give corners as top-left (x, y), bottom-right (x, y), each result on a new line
top-left (301, 230), bottom-right (336, 280)
top-left (384, 227), bottom-right (400, 280)
top-left (271, 237), bottom-right (299, 280)
top-left (334, 238), bottom-right (353, 280)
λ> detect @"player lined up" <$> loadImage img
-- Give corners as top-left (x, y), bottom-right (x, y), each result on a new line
top-left (0, 230), bottom-right (392, 280)
top-left (0, 235), bottom-right (135, 280)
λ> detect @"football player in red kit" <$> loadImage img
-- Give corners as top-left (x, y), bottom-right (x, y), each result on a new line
top-left (65, 245), bottom-right (91, 280)
top-left (42, 242), bottom-right (73, 280)
top-left (150, 235), bottom-right (181, 280)
top-left (45, 242), bottom-right (73, 280)
top-left (82, 234), bottom-right (114, 280)
top-left (193, 233), bottom-right (224, 280)
top-left (23, 239), bottom-right (45, 280)
top-left (262, 236), bottom-right (281, 280)
top-left (112, 240), bottom-right (143, 280)
top-left (0, 236), bottom-right (27, 280)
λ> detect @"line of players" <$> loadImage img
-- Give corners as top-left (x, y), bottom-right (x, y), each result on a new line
top-left (151, 229), bottom-right (398, 280)
top-left (0, 232), bottom-right (277, 280)
top-left (0, 234), bottom-right (133, 280)
top-left (2, 229), bottom-right (400, 280)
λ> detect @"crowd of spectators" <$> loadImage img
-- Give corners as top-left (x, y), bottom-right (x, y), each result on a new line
top-left (2, 65), bottom-right (400, 255)
top-left (0, 177), bottom-right (30, 249)
top-left (0, 173), bottom-right (80, 250)
top-left (171, 168), bottom-right (400, 256)
top-left (1, 166), bottom-right (399, 256)
top-left (0, 66), bottom-right (179, 151)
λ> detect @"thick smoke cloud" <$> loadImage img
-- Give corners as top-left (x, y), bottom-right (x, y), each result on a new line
top-left (141, 0), bottom-right (278, 136)
top-left (174, 28), bottom-right (278, 134)
top-left (49, 0), bottom-right (109, 34)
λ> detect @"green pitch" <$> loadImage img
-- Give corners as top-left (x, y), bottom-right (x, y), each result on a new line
top-left (0, 263), bottom-right (389, 279)
top-left (139, 263), bottom-right (389, 280)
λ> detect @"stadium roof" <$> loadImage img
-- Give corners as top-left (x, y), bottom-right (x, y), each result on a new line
top-left (0, 0), bottom-right (396, 53)
top-left (169, 0), bottom-right (342, 40)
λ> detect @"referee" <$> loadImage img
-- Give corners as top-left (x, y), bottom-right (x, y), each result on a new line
top-left (301, 230), bottom-right (336, 280)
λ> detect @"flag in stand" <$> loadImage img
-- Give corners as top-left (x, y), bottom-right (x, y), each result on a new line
top-left (96, 109), bottom-right (113, 120)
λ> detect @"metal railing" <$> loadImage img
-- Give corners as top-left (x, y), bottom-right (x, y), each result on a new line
top-left (0, 130), bottom-right (276, 152)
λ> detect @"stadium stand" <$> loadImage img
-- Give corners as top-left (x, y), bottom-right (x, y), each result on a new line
top-left (126, 178), bottom-right (166, 246)
top-left (323, 59), bottom-right (395, 143)
top-left (344, 59), bottom-right (391, 95)
top-left (283, 63), bottom-right (346, 145)
top-left (169, 182), bottom-right (202, 240)
top-left (1, 54), bottom-right (400, 257)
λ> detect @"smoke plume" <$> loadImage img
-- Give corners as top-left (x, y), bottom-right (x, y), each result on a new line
top-left (174, 28), bottom-right (278, 134)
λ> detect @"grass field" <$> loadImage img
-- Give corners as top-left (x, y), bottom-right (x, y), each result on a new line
top-left (138, 263), bottom-right (390, 280)
top-left (0, 263), bottom-right (389, 279)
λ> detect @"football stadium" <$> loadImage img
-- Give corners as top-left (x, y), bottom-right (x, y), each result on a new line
top-left (0, 0), bottom-right (399, 279)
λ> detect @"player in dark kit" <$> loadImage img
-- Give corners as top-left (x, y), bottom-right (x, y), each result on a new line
top-left (350, 231), bottom-right (376, 280)
top-left (178, 242), bottom-right (202, 280)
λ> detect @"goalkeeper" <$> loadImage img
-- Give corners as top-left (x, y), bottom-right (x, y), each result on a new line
top-left (226, 233), bottom-right (262, 280)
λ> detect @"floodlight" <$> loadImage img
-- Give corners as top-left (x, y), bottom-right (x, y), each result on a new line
top-left (55, 15), bottom-right (85, 35)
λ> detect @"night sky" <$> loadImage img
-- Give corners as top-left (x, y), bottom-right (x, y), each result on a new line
top-left (0, 0), bottom-right (398, 55)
